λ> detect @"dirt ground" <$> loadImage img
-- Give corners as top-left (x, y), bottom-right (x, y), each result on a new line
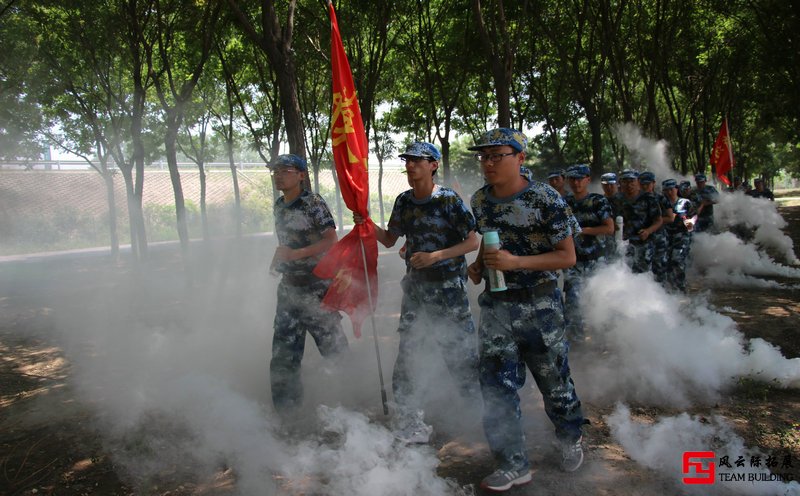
top-left (1, 205), bottom-right (799, 496)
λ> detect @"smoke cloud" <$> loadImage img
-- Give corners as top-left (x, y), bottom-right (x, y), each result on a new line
top-left (577, 261), bottom-right (800, 407)
top-left (608, 404), bottom-right (800, 495)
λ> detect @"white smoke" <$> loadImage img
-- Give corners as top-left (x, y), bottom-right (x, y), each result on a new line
top-left (714, 190), bottom-right (798, 265)
top-left (578, 261), bottom-right (800, 407)
top-left (41, 241), bottom-right (474, 496)
top-left (286, 406), bottom-right (469, 496)
top-left (608, 404), bottom-right (800, 495)
top-left (613, 122), bottom-right (676, 180)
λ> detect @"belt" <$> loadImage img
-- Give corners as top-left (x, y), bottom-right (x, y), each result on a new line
top-left (281, 273), bottom-right (319, 286)
top-left (576, 254), bottom-right (601, 263)
top-left (408, 268), bottom-right (460, 282)
top-left (484, 280), bottom-right (558, 302)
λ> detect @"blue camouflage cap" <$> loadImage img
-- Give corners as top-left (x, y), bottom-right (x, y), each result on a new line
top-left (565, 164), bottom-right (591, 179)
top-left (268, 154), bottom-right (308, 172)
top-left (694, 173), bottom-right (707, 181)
top-left (468, 127), bottom-right (528, 153)
top-left (662, 179), bottom-right (678, 189)
top-left (547, 169), bottom-right (565, 179)
top-left (679, 180), bottom-right (692, 191)
top-left (600, 172), bottom-right (617, 184)
top-left (620, 169), bottom-right (640, 180)
top-left (638, 171), bottom-right (656, 184)
top-left (399, 141), bottom-right (442, 161)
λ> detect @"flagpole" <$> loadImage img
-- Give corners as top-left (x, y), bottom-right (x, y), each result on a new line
top-left (358, 233), bottom-right (389, 415)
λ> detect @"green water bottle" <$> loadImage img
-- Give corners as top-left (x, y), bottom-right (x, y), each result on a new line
top-left (483, 231), bottom-right (507, 292)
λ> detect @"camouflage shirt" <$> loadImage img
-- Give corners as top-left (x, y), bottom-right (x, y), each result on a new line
top-left (387, 186), bottom-right (476, 275)
top-left (665, 197), bottom-right (697, 234)
top-left (605, 192), bottom-right (625, 219)
top-left (657, 193), bottom-right (673, 230)
top-left (621, 192), bottom-right (662, 242)
top-left (565, 193), bottom-right (613, 260)
top-left (471, 180), bottom-right (577, 289)
top-left (691, 185), bottom-right (719, 219)
top-left (274, 190), bottom-right (336, 275)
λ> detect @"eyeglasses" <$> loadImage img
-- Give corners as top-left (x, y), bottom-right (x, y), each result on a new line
top-left (401, 156), bottom-right (433, 164)
top-left (474, 152), bottom-right (517, 163)
top-left (270, 168), bottom-right (299, 176)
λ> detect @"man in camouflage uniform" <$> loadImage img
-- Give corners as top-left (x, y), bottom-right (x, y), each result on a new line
top-left (619, 169), bottom-right (662, 274)
top-left (691, 173), bottom-right (719, 232)
top-left (356, 141), bottom-right (479, 444)
top-left (268, 154), bottom-right (348, 416)
top-left (466, 128), bottom-right (585, 492)
top-left (601, 172), bottom-right (624, 258)
top-left (638, 171), bottom-right (673, 284)
top-left (662, 179), bottom-right (696, 292)
top-left (563, 164), bottom-right (614, 343)
top-left (547, 169), bottom-right (567, 196)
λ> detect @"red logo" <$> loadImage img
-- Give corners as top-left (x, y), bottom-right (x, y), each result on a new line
top-left (683, 451), bottom-right (716, 484)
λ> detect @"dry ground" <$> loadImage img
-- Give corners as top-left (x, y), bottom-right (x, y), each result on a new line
top-left (1, 206), bottom-right (799, 496)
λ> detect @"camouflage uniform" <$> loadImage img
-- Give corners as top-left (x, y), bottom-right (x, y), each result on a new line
top-left (271, 190), bottom-right (348, 413)
top-left (563, 192), bottom-right (613, 340)
top-left (387, 186), bottom-right (479, 414)
top-left (603, 192), bottom-right (624, 259)
top-left (621, 193), bottom-right (662, 273)
top-left (691, 184), bottom-right (719, 233)
top-left (664, 196), bottom-right (696, 292)
top-left (651, 193), bottom-right (672, 283)
top-left (471, 180), bottom-right (584, 472)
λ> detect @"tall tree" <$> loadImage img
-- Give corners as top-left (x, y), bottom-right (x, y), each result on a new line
top-left (149, 0), bottom-right (221, 259)
top-left (226, 0), bottom-right (306, 157)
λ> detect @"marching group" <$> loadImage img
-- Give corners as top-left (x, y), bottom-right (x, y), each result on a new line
top-left (265, 127), bottom-right (727, 492)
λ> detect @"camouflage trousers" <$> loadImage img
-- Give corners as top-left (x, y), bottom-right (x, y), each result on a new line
top-left (392, 274), bottom-right (479, 418)
top-left (271, 276), bottom-right (348, 414)
top-left (477, 287), bottom-right (584, 471)
top-left (665, 232), bottom-right (692, 292)
top-left (563, 257), bottom-right (604, 342)
top-left (625, 239), bottom-right (654, 274)
top-left (651, 230), bottom-right (668, 283)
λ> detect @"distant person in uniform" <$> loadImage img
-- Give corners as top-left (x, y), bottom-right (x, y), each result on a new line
top-left (619, 169), bottom-right (662, 274)
top-left (639, 171), bottom-right (672, 284)
top-left (547, 169), bottom-right (567, 197)
top-left (661, 179), bottom-right (696, 292)
top-left (563, 164), bottom-right (614, 343)
top-left (748, 178), bottom-right (774, 201)
top-left (690, 173), bottom-right (719, 232)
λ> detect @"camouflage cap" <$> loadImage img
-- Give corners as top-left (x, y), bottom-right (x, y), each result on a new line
top-left (547, 169), bottom-right (566, 179)
top-left (467, 127), bottom-right (528, 153)
top-left (662, 179), bottom-right (678, 189)
top-left (600, 172), bottom-right (618, 184)
top-left (565, 164), bottom-right (591, 179)
top-left (694, 173), bottom-right (707, 181)
top-left (620, 169), bottom-right (640, 180)
top-left (678, 180), bottom-right (692, 191)
top-left (638, 171), bottom-right (656, 184)
top-left (399, 141), bottom-right (442, 161)
top-left (268, 154), bottom-right (308, 172)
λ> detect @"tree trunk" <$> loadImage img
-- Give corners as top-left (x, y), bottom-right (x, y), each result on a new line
top-left (164, 111), bottom-right (190, 258)
top-left (103, 170), bottom-right (120, 258)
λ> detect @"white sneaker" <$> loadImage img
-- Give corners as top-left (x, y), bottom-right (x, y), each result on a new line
top-left (393, 420), bottom-right (433, 444)
top-left (480, 467), bottom-right (532, 491)
top-left (561, 436), bottom-right (584, 472)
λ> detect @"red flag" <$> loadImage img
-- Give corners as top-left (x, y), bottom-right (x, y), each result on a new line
top-left (313, 1), bottom-right (377, 338)
top-left (710, 118), bottom-right (734, 186)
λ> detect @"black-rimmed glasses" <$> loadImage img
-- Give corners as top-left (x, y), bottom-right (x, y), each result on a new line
top-left (474, 152), bottom-right (517, 163)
